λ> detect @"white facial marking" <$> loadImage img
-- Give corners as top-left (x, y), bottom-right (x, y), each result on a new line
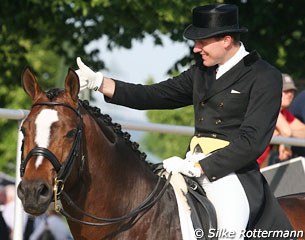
top-left (34, 109), bottom-right (59, 168)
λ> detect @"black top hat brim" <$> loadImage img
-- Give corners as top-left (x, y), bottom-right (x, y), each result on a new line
top-left (183, 24), bottom-right (248, 40)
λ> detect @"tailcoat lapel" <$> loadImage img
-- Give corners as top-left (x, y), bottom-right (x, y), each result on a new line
top-left (203, 51), bottom-right (260, 102)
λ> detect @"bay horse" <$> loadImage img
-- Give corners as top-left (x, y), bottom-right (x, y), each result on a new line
top-left (278, 193), bottom-right (305, 232)
top-left (17, 67), bottom-right (305, 239)
top-left (17, 67), bottom-right (182, 240)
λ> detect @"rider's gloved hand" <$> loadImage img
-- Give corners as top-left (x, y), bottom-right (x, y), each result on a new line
top-left (75, 57), bottom-right (104, 91)
top-left (185, 151), bottom-right (206, 163)
top-left (163, 156), bottom-right (202, 177)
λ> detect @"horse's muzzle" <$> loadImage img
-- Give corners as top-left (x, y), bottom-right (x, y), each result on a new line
top-left (17, 180), bottom-right (53, 215)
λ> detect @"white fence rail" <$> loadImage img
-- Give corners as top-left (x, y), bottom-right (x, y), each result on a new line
top-left (1, 107), bottom-right (305, 240)
top-left (2, 107), bottom-right (305, 146)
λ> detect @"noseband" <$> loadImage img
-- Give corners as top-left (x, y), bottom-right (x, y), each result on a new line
top-left (20, 101), bottom-right (83, 195)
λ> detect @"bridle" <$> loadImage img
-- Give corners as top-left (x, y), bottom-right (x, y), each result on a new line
top-left (20, 101), bottom-right (84, 209)
top-left (20, 100), bottom-right (171, 228)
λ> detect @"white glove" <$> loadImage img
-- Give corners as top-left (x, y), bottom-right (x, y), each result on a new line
top-left (185, 151), bottom-right (206, 163)
top-left (163, 156), bottom-right (202, 177)
top-left (75, 57), bottom-right (104, 91)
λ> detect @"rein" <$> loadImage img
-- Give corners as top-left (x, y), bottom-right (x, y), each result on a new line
top-left (21, 100), bottom-right (172, 227)
top-left (59, 171), bottom-right (172, 226)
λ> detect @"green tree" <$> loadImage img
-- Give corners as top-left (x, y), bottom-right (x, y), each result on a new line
top-left (236, 0), bottom-right (305, 82)
top-left (1, 0), bottom-right (305, 173)
top-left (143, 106), bottom-right (194, 159)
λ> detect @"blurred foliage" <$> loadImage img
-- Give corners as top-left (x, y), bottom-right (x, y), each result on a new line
top-left (0, 0), bottom-right (305, 173)
top-left (143, 106), bottom-right (194, 159)
top-left (235, 0), bottom-right (305, 81)
top-left (142, 73), bottom-right (195, 159)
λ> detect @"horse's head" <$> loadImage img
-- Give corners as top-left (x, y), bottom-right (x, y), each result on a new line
top-left (17, 67), bottom-right (82, 215)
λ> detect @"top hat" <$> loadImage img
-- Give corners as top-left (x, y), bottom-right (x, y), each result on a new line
top-left (184, 4), bottom-right (248, 40)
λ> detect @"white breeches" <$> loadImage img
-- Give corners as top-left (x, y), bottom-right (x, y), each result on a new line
top-left (197, 173), bottom-right (250, 240)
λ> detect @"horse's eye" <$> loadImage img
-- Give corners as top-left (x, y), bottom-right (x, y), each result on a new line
top-left (66, 129), bottom-right (77, 138)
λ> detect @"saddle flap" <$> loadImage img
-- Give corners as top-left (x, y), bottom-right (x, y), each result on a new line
top-left (184, 177), bottom-right (218, 240)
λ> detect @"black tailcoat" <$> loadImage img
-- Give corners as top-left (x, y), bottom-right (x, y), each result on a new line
top-left (106, 51), bottom-right (293, 233)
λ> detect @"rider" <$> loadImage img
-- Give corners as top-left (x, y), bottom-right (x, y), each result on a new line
top-left (75, 3), bottom-right (293, 238)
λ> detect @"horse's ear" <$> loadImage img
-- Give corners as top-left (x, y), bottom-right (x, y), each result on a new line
top-left (65, 68), bottom-right (80, 102)
top-left (21, 67), bottom-right (43, 101)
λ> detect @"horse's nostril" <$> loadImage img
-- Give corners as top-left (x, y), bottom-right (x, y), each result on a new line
top-left (37, 183), bottom-right (50, 197)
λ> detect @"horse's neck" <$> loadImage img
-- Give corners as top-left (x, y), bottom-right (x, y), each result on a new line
top-left (76, 114), bottom-right (157, 209)
top-left (63, 112), bottom-right (183, 239)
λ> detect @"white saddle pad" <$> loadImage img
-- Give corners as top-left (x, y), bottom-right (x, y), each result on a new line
top-left (164, 172), bottom-right (196, 240)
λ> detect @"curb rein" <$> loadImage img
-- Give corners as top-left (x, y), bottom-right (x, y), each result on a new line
top-left (20, 101), bottom-right (172, 226)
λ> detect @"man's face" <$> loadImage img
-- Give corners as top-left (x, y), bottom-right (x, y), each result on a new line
top-left (193, 37), bottom-right (228, 67)
top-left (281, 89), bottom-right (295, 109)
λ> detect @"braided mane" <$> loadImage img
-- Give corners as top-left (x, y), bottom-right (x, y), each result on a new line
top-left (81, 100), bottom-right (147, 162)
top-left (45, 88), bottom-right (148, 162)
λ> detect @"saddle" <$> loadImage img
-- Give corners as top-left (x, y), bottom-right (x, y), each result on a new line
top-left (152, 163), bottom-right (217, 240)
top-left (153, 136), bottom-right (230, 240)
top-left (184, 176), bottom-right (217, 240)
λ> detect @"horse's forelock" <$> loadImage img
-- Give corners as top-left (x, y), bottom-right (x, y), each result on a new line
top-left (46, 88), bottom-right (64, 101)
